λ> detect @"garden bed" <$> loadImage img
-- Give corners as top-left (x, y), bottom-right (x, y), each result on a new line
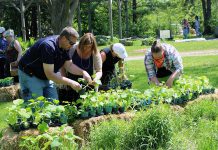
top-left (0, 126), bottom-right (74, 150)
top-left (72, 112), bottom-right (135, 142)
top-left (0, 84), bottom-right (20, 101)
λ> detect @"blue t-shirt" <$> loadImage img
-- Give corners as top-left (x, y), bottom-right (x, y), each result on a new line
top-left (19, 35), bottom-right (70, 80)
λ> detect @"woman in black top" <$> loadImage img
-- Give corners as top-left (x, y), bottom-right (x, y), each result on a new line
top-left (61, 33), bottom-right (102, 102)
top-left (100, 43), bottom-right (128, 91)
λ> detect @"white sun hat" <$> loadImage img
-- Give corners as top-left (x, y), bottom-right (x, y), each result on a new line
top-left (112, 43), bottom-right (128, 59)
top-left (0, 27), bottom-right (5, 33)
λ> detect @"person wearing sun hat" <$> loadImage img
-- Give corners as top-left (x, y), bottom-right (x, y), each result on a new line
top-left (3, 29), bottom-right (22, 78)
top-left (100, 43), bottom-right (128, 90)
top-left (0, 27), bottom-right (8, 78)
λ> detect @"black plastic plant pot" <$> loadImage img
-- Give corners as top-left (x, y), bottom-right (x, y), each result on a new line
top-left (119, 106), bottom-right (126, 113)
top-left (146, 99), bottom-right (152, 105)
top-left (104, 106), bottom-right (112, 114)
top-left (78, 88), bottom-right (86, 95)
top-left (140, 100), bottom-right (147, 107)
top-left (96, 107), bottom-right (104, 116)
top-left (80, 111), bottom-right (89, 119)
top-left (43, 118), bottom-right (51, 124)
top-left (89, 109), bottom-right (96, 117)
top-left (10, 123), bottom-right (22, 132)
top-left (210, 88), bottom-right (215, 94)
top-left (112, 106), bottom-right (119, 114)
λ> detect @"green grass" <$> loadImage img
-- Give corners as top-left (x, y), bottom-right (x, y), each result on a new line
top-left (126, 55), bottom-right (218, 91)
top-left (98, 39), bottom-right (218, 57)
top-left (0, 102), bottom-right (12, 131)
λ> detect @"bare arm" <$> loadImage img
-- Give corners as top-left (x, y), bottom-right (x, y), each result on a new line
top-left (64, 60), bottom-right (92, 83)
top-left (150, 76), bottom-right (160, 85)
top-left (14, 40), bottom-right (22, 62)
top-left (43, 63), bottom-right (82, 91)
top-left (166, 70), bottom-right (181, 88)
top-left (100, 51), bottom-right (106, 63)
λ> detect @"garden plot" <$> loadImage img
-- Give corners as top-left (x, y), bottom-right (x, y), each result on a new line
top-left (0, 75), bottom-right (217, 149)
top-left (0, 77), bottom-right (20, 101)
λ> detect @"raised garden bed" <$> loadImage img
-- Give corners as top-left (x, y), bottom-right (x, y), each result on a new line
top-left (0, 83), bottom-right (20, 101)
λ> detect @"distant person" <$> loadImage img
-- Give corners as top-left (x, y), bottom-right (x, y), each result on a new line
top-left (3, 29), bottom-right (22, 78)
top-left (0, 27), bottom-right (7, 79)
top-left (183, 19), bottom-right (190, 39)
top-left (144, 40), bottom-right (183, 88)
top-left (61, 33), bottom-right (102, 102)
top-left (18, 27), bottom-right (92, 101)
top-left (195, 16), bottom-right (201, 37)
top-left (99, 43), bottom-right (128, 91)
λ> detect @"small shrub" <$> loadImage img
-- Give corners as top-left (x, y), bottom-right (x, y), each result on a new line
top-left (95, 35), bottom-right (109, 46)
top-left (184, 99), bottom-right (218, 122)
top-left (141, 37), bottom-right (155, 46)
top-left (87, 119), bottom-right (129, 150)
top-left (119, 39), bottom-right (126, 45)
top-left (119, 105), bottom-right (173, 150)
top-left (125, 40), bottom-right (133, 46)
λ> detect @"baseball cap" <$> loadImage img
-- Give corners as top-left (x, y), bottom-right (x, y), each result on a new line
top-left (3, 29), bottom-right (14, 37)
top-left (0, 27), bottom-right (5, 33)
top-left (112, 43), bottom-right (128, 59)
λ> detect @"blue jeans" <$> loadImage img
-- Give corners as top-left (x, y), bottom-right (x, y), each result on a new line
top-left (18, 69), bottom-right (58, 101)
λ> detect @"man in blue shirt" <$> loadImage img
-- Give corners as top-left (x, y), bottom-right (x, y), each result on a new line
top-left (18, 26), bottom-right (92, 101)
top-left (0, 27), bottom-right (8, 79)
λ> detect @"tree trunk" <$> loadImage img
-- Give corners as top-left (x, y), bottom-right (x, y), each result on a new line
top-left (124, 0), bottom-right (129, 37)
top-left (37, 2), bottom-right (42, 38)
top-left (31, 6), bottom-right (37, 38)
top-left (77, 2), bottom-right (82, 36)
top-left (20, 0), bottom-right (26, 41)
top-left (118, 0), bottom-right (122, 39)
top-left (47, 0), bottom-right (79, 34)
top-left (201, 0), bottom-right (212, 34)
top-left (108, 0), bottom-right (113, 41)
top-left (132, 0), bottom-right (137, 23)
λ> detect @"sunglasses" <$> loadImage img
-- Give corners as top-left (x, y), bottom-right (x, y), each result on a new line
top-left (66, 36), bottom-right (76, 46)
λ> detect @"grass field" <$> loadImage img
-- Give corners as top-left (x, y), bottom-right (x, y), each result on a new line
top-left (99, 39), bottom-right (218, 57)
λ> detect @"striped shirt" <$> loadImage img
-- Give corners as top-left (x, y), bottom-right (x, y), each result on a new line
top-left (144, 43), bottom-right (183, 79)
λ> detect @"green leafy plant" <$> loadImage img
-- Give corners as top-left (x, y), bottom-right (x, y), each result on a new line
top-left (19, 125), bottom-right (81, 150)
top-left (0, 77), bottom-right (14, 87)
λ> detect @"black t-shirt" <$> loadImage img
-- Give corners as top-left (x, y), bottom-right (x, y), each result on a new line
top-left (19, 35), bottom-right (70, 80)
top-left (101, 47), bottom-right (120, 72)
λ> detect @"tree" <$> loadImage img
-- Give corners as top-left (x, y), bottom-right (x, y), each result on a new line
top-left (45, 0), bottom-right (79, 34)
top-left (201, 0), bottom-right (212, 34)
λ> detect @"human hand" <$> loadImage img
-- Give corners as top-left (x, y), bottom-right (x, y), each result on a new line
top-left (11, 61), bottom-right (18, 67)
top-left (166, 78), bottom-right (173, 88)
top-left (69, 80), bottom-right (82, 91)
top-left (82, 71), bottom-right (92, 84)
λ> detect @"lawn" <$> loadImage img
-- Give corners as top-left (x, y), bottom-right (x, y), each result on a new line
top-left (98, 39), bottom-right (218, 57)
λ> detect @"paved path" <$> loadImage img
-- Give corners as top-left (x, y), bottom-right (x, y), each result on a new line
top-left (127, 49), bottom-right (218, 61)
